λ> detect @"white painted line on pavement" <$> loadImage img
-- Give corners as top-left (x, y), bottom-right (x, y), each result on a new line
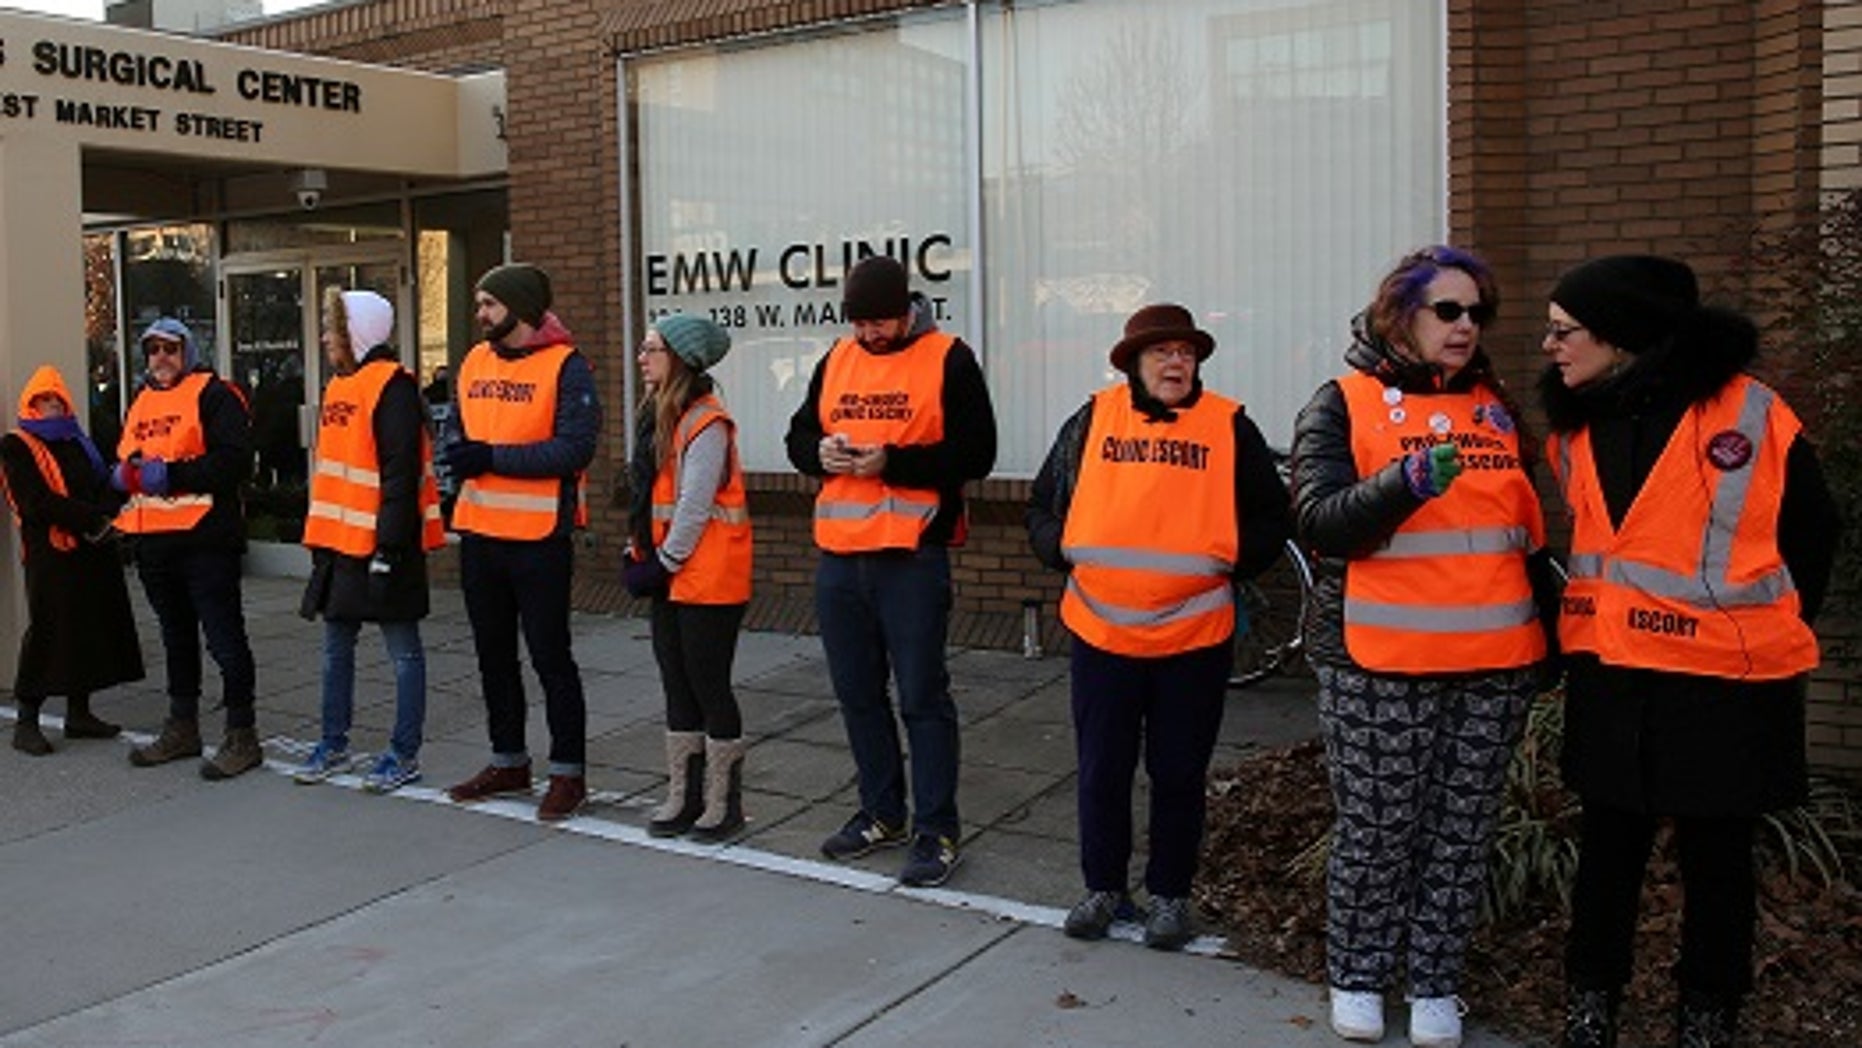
top-left (4, 710), bottom-right (1229, 956)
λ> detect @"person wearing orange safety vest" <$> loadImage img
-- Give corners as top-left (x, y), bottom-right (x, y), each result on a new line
top-left (623, 314), bottom-right (753, 843)
top-left (784, 255), bottom-right (996, 889)
top-left (113, 316), bottom-right (264, 782)
top-left (1539, 256), bottom-right (1840, 1048)
top-left (437, 263), bottom-right (602, 823)
top-left (1291, 247), bottom-right (1561, 1048)
top-left (1026, 304), bottom-right (1290, 951)
top-left (2, 365), bottom-right (144, 756)
top-left (295, 289), bottom-right (445, 796)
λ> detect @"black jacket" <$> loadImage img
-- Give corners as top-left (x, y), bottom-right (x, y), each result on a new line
top-left (1, 432), bottom-right (144, 696)
top-left (300, 347), bottom-right (432, 623)
top-left (784, 294), bottom-right (997, 547)
top-left (126, 368), bottom-right (251, 562)
top-left (1539, 309), bottom-right (1841, 816)
top-left (1291, 315), bottom-right (1561, 671)
top-left (1025, 377), bottom-right (1292, 592)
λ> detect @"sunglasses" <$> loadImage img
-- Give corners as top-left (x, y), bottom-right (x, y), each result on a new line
top-left (144, 340), bottom-right (184, 357)
top-left (1425, 300), bottom-right (1494, 326)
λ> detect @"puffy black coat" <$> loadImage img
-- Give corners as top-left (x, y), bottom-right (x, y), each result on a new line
top-left (1539, 309), bottom-right (1841, 817)
top-left (1291, 317), bottom-right (1561, 672)
top-left (299, 348), bottom-right (432, 623)
top-left (1, 432), bottom-right (145, 697)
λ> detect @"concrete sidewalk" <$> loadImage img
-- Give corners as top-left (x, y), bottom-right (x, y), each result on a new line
top-left (0, 575), bottom-right (1526, 1047)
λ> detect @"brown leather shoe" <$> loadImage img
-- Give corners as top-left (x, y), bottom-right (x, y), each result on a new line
top-left (537, 774), bottom-right (586, 822)
top-left (446, 763), bottom-right (531, 803)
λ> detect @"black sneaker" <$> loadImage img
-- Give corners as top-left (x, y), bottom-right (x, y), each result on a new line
top-left (1144, 895), bottom-right (1195, 950)
top-left (898, 832), bottom-right (961, 888)
top-left (1063, 891), bottom-right (1141, 941)
top-left (819, 811), bottom-right (907, 861)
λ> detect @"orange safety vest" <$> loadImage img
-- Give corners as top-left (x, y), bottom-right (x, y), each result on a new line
top-left (450, 342), bottom-right (589, 540)
top-left (812, 331), bottom-right (954, 553)
top-left (1059, 386), bottom-right (1239, 657)
top-left (1547, 374), bottom-right (1817, 680)
top-left (3, 431), bottom-right (78, 555)
top-left (651, 394), bottom-right (752, 605)
top-left (115, 372), bottom-right (216, 534)
top-left (1337, 371), bottom-right (1546, 673)
top-left (302, 360), bottom-right (445, 558)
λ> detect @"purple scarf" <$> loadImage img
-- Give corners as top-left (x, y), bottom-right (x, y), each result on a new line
top-left (18, 416), bottom-right (106, 482)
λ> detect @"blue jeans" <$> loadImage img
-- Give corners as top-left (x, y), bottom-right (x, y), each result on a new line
top-left (137, 547), bottom-right (256, 729)
top-left (321, 618), bottom-right (427, 760)
top-left (815, 547), bottom-right (960, 839)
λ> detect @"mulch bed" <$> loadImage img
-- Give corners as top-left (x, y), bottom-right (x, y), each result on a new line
top-left (1194, 739), bottom-right (1862, 1047)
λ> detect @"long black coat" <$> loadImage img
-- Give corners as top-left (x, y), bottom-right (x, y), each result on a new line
top-left (1539, 312), bottom-right (1842, 817)
top-left (1, 432), bottom-right (144, 697)
top-left (299, 349), bottom-right (432, 623)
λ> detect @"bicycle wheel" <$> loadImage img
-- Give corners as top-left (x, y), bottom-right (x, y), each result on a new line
top-left (1229, 538), bottom-right (1314, 689)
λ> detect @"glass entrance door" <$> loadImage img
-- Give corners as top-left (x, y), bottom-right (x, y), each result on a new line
top-left (225, 257), bottom-right (401, 546)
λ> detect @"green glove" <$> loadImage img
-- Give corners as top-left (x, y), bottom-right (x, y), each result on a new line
top-left (1427, 442), bottom-right (1463, 494)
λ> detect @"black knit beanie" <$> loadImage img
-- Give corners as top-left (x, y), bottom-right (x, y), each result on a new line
top-left (842, 256), bottom-right (911, 321)
top-left (1549, 255), bottom-right (1699, 354)
top-left (476, 263), bottom-right (553, 327)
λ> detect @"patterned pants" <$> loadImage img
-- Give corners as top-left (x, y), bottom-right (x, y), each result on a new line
top-left (1316, 662), bottom-right (1534, 998)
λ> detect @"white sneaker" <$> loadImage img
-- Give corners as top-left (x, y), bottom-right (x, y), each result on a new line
top-left (1408, 995), bottom-right (1465, 1048)
top-left (1330, 987), bottom-right (1385, 1042)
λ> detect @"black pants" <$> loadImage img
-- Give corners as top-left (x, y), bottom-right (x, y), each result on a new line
top-left (137, 547), bottom-right (256, 729)
top-left (460, 533), bottom-right (586, 769)
top-left (1566, 799), bottom-right (1757, 998)
top-left (650, 598), bottom-right (745, 738)
top-left (1070, 636), bottom-right (1229, 899)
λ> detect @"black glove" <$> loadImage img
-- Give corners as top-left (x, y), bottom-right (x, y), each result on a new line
top-left (622, 552), bottom-right (671, 598)
top-left (443, 440), bottom-right (494, 479)
top-left (367, 551), bottom-right (396, 604)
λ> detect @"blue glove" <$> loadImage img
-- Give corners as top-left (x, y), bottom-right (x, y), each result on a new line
top-left (111, 459), bottom-right (140, 495)
top-left (622, 552), bottom-right (671, 598)
top-left (1403, 443), bottom-right (1462, 499)
top-left (138, 457), bottom-right (170, 497)
top-left (443, 440), bottom-right (494, 479)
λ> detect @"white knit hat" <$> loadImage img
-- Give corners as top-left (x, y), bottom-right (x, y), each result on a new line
top-left (340, 291), bottom-right (394, 361)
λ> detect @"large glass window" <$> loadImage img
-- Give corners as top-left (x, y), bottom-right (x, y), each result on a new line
top-left (625, 0), bottom-right (1445, 475)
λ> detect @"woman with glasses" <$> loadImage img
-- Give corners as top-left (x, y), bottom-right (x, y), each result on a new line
top-left (1539, 256), bottom-right (1839, 1048)
top-left (1291, 246), bottom-right (1560, 1047)
top-left (1026, 303), bottom-right (1291, 951)
top-left (624, 314), bottom-right (754, 843)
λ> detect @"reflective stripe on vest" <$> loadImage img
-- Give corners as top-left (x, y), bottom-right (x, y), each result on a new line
top-left (302, 361), bottom-right (445, 557)
top-left (1550, 375), bottom-right (1816, 680)
top-left (812, 331), bottom-right (954, 552)
top-left (114, 373), bottom-right (215, 534)
top-left (450, 342), bottom-right (581, 540)
top-left (1336, 371), bottom-right (1546, 673)
top-left (650, 395), bottom-right (752, 605)
top-left (3, 431), bottom-right (77, 555)
top-left (1059, 385), bottom-right (1239, 657)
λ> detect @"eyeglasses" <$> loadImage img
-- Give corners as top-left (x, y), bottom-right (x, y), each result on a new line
top-left (1544, 322), bottom-right (1587, 343)
top-left (1426, 300), bottom-right (1494, 326)
top-left (144, 340), bottom-right (184, 358)
top-left (638, 341), bottom-right (669, 356)
top-left (1143, 344), bottom-right (1200, 362)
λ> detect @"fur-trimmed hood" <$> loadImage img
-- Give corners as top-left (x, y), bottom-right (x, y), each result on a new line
top-left (1538, 304), bottom-right (1758, 433)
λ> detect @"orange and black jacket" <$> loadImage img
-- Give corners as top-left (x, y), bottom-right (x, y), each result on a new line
top-left (115, 366), bottom-right (251, 557)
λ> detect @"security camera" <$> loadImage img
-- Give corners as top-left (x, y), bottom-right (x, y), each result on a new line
top-left (293, 168), bottom-right (327, 211)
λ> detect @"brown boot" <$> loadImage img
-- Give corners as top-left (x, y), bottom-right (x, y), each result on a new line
top-left (647, 731), bottom-right (706, 838)
top-left (537, 774), bottom-right (587, 822)
top-left (200, 727), bottom-right (263, 780)
top-left (63, 694), bottom-right (121, 740)
top-left (688, 737), bottom-right (746, 844)
top-left (447, 762), bottom-right (532, 803)
top-left (12, 704), bottom-right (52, 757)
top-left (130, 718), bottom-right (202, 767)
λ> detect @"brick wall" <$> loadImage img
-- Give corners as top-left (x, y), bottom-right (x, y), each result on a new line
top-left (237, 0), bottom-right (1861, 775)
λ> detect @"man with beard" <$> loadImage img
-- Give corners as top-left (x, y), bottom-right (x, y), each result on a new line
top-left (438, 263), bottom-right (602, 822)
top-left (784, 255), bottom-right (997, 888)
